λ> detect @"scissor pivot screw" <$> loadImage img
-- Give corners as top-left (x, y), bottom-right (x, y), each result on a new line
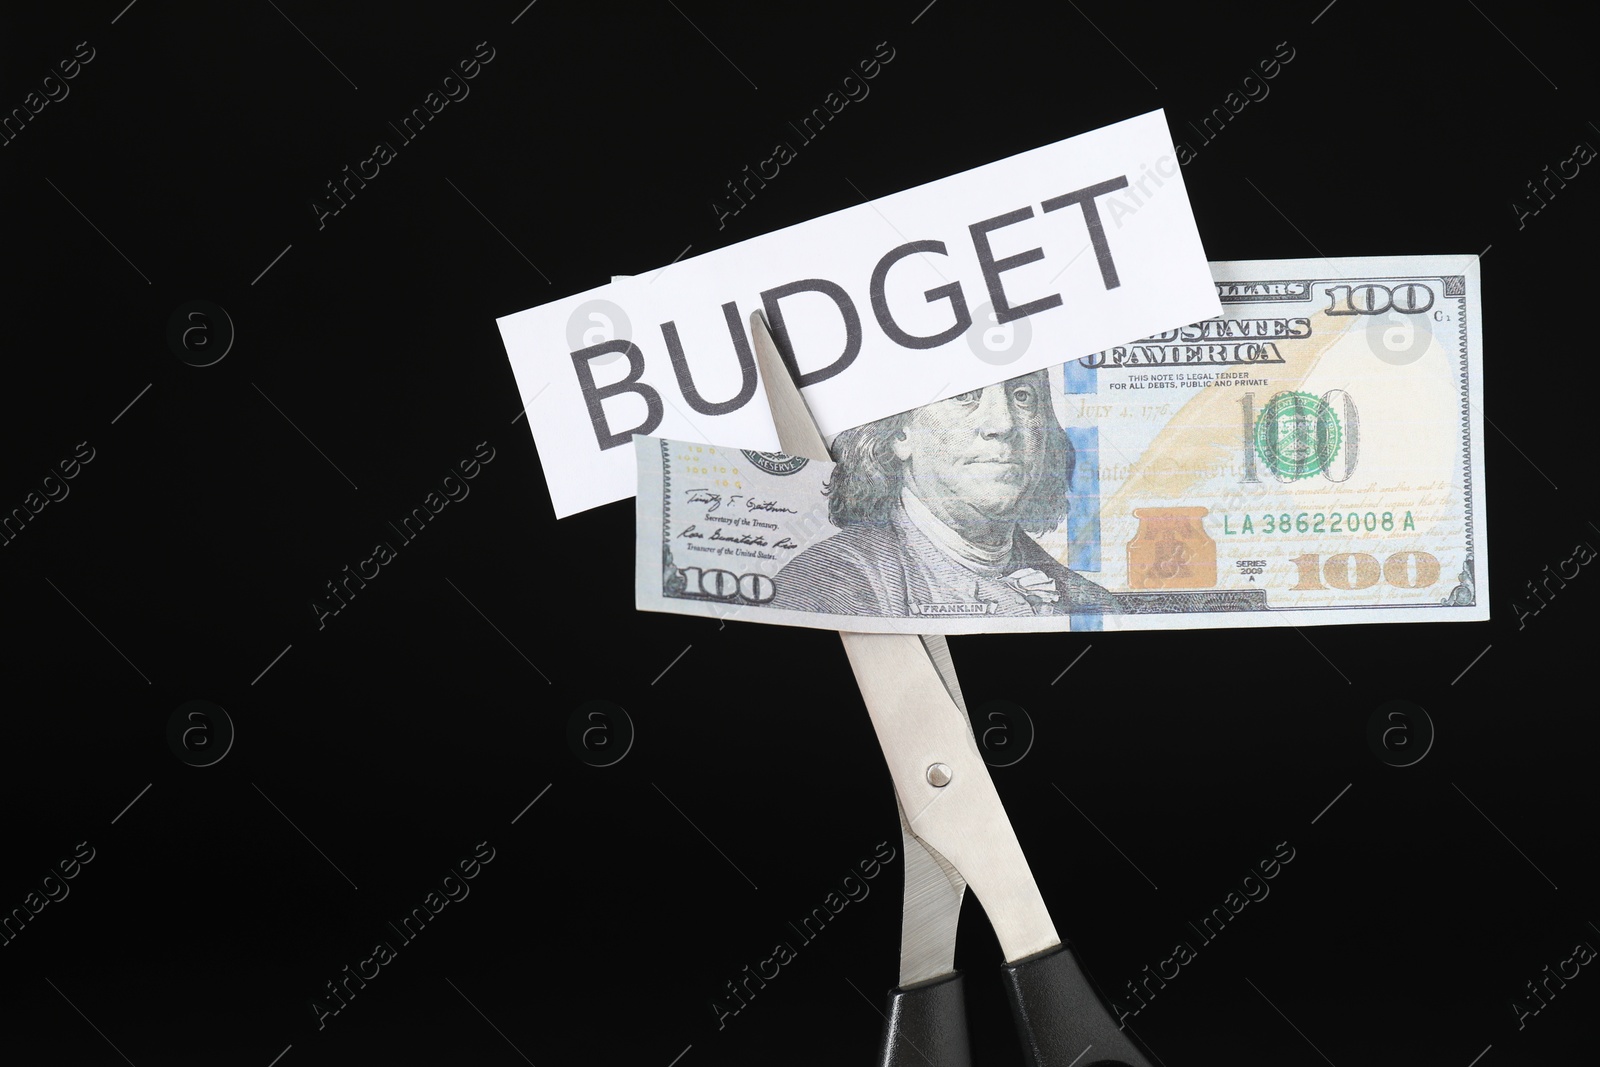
top-left (926, 763), bottom-right (952, 787)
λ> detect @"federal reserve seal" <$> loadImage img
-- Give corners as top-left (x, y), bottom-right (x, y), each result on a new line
top-left (740, 449), bottom-right (810, 476)
top-left (1254, 391), bottom-right (1342, 480)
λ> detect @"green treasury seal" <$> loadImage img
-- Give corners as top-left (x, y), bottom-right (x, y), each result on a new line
top-left (1254, 390), bottom-right (1342, 480)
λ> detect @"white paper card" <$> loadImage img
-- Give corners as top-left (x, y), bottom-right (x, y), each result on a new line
top-left (498, 109), bottom-right (1219, 517)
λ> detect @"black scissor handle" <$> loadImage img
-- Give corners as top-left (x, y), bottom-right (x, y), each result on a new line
top-left (1002, 942), bottom-right (1157, 1067)
top-left (878, 970), bottom-right (972, 1067)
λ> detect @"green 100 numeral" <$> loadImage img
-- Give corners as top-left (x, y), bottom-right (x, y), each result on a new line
top-left (1240, 390), bottom-right (1360, 484)
top-left (1290, 551), bottom-right (1441, 590)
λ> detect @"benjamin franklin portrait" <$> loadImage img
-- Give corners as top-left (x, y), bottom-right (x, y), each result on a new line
top-left (770, 369), bottom-right (1119, 618)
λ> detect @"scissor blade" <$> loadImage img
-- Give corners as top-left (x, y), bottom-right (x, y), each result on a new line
top-left (919, 634), bottom-right (966, 716)
top-left (750, 311), bottom-right (969, 986)
top-left (746, 309), bottom-right (965, 720)
top-left (748, 311), bottom-right (830, 462)
top-left (840, 630), bottom-right (1059, 964)
top-left (902, 633), bottom-right (972, 986)
top-left (895, 796), bottom-right (967, 986)
top-left (749, 311), bottom-right (1057, 968)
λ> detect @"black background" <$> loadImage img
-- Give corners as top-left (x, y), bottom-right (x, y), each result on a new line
top-left (1, 2), bottom-right (1595, 1064)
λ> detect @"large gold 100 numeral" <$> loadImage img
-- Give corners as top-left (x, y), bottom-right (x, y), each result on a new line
top-left (1290, 551), bottom-right (1441, 590)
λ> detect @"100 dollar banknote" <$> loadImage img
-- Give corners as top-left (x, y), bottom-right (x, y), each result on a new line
top-left (635, 255), bottom-right (1486, 633)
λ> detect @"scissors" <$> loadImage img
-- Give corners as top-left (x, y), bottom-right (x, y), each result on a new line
top-left (747, 310), bottom-right (1159, 1067)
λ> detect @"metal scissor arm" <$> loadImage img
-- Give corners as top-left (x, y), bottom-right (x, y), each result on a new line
top-left (841, 628), bottom-right (1060, 964)
top-left (748, 310), bottom-right (1158, 1067)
